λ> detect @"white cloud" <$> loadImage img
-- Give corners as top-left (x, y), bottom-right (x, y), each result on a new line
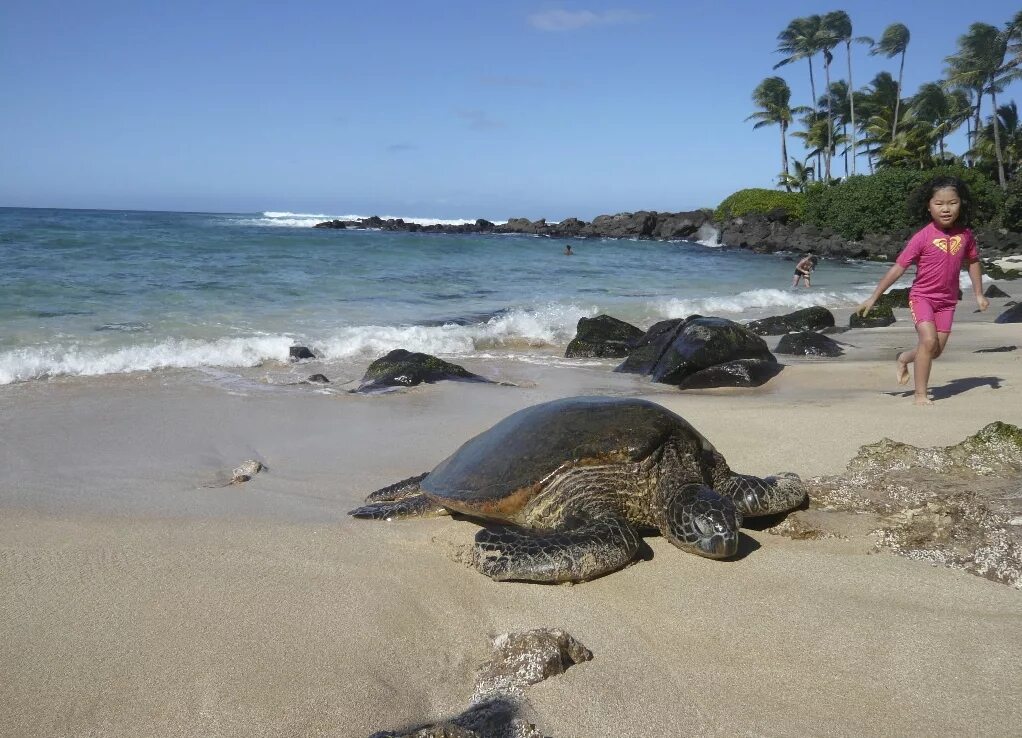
top-left (527, 9), bottom-right (648, 31)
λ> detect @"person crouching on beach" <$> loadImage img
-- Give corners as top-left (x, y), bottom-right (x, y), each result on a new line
top-left (856, 175), bottom-right (989, 405)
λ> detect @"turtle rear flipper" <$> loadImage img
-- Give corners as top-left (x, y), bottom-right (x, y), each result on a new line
top-left (718, 472), bottom-right (806, 517)
top-left (349, 493), bottom-right (449, 520)
top-left (473, 515), bottom-right (641, 583)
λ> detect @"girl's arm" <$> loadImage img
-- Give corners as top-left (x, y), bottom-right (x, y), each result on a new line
top-left (856, 263), bottom-right (907, 315)
top-left (968, 260), bottom-right (990, 312)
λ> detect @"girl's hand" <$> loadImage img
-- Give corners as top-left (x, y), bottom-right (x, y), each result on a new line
top-left (977, 295), bottom-right (990, 312)
top-left (856, 298), bottom-right (876, 316)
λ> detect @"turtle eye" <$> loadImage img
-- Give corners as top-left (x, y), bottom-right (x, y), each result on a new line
top-left (695, 515), bottom-right (717, 537)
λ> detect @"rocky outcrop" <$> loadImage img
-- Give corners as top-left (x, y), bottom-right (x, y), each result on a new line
top-left (354, 349), bottom-right (493, 393)
top-left (315, 209), bottom-right (1022, 265)
top-left (775, 332), bottom-right (844, 357)
top-left (746, 306), bottom-right (836, 336)
top-left (849, 305), bottom-right (896, 328)
top-left (565, 315), bottom-right (644, 358)
top-left (615, 316), bottom-right (781, 389)
top-left (288, 345), bottom-right (315, 360)
top-left (315, 210), bottom-right (714, 242)
top-left (792, 422), bottom-right (1022, 588)
top-left (369, 628), bottom-right (589, 738)
top-left (718, 213), bottom-right (1022, 262)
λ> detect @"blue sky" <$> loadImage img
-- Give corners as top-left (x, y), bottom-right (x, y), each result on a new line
top-left (2, 1), bottom-right (1019, 219)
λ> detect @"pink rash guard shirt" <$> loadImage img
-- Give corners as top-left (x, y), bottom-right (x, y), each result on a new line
top-left (895, 222), bottom-right (979, 304)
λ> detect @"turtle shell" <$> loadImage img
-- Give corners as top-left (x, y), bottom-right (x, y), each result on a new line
top-left (421, 395), bottom-right (715, 518)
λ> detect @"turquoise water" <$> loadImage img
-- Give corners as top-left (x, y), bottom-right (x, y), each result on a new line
top-left (0, 207), bottom-right (890, 384)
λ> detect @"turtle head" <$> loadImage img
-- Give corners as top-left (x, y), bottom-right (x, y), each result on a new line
top-left (661, 484), bottom-right (742, 559)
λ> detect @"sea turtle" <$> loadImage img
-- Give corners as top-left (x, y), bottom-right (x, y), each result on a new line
top-left (349, 396), bottom-right (806, 583)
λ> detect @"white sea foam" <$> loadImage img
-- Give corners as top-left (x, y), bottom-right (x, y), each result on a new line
top-left (234, 211), bottom-right (509, 228)
top-left (655, 287), bottom-right (875, 319)
top-left (0, 336), bottom-right (295, 385)
top-left (0, 304), bottom-right (596, 385)
top-left (315, 304), bottom-right (595, 359)
top-left (694, 224), bottom-right (720, 247)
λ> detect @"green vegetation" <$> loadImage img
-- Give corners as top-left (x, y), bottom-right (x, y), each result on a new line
top-left (802, 166), bottom-right (1004, 239)
top-left (1002, 178), bottom-right (1022, 232)
top-left (745, 9), bottom-right (1022, 211)
top-left (714, 189), bottom-right (804, 221)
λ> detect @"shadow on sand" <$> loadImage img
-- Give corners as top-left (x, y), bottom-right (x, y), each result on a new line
top-left (885, 375), bottom-right (1003, 401)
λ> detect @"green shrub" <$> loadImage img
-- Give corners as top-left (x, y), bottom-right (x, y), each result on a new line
top-left (714, 189), bottom-right (804, 221)
top-left (803, 166), bottom-right (1002, 240)
top-left (903, 167), bottom-right (1003, 228)
top-left (1002, 179), bottom-right (1022, 232)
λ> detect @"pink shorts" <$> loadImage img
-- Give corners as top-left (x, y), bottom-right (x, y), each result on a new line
top-left (909, 295), bottom-right (956, 333)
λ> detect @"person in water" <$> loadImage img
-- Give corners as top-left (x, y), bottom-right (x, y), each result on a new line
top-left (564, 244), bottom-right (573, 255)
top-left (856, 176), bottom-right (989, 405)
top-left (791, 251), bottom-right (818, 287)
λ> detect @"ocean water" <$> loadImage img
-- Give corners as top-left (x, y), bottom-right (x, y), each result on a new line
top-left (0, 207), bottom-right (896, 386)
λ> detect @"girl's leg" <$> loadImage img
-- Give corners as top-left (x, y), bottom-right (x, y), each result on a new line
top-left (899, 322), bottom-right (949, 404)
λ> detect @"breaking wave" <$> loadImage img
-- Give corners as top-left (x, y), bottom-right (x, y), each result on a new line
top-left (230, 211), bottom-right (508, 228)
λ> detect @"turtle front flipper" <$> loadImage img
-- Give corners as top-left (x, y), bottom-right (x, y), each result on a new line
top-left (349, 493), bottom-right (449, 520)
top-left (658, 483), bottom-right (741, 559)
top-left (364, 472), bottom-right (431, 503)
top-left (717, 472), bottom-right (806, 517)
top-left (473, 515), bottom-right (641, 583)
top-left (349, 472), bottom-right (448, 520)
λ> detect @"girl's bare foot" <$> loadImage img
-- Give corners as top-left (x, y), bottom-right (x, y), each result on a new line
top-left (913, 395), bottom-right (932, 405)
top-left (896, 354), bottom-right (910, 385)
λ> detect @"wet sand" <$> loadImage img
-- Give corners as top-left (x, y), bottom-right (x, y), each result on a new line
top-left (2, 298), bottom-right (1021, 737)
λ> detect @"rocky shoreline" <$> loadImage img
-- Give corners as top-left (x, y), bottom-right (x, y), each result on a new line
top-left (315, 209), bottom-right (1022, 264)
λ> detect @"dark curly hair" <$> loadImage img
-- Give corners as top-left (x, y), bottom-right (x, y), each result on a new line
top-left (907, 175), bottom-right (974, 228)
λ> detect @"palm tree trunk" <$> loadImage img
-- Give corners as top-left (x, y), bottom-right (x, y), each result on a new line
top-left (824, 56), bottom-right (833, 182)
top-left (781, 122), bottom-right (791, 192)
top-left (807, 57), bottom-right (817, 109)
top-left (991, 87), bottom-right (1007, 189)
top-left (973, 90), bottom-right (983, 164)
top-left (846, 40), bottom-right (856, 175)
top-left (966, 116), bottom-right (973, 166)
top-left (892, 50), bottom-right (905, 141)
top-left (843, 122), bottom-right (849, 175)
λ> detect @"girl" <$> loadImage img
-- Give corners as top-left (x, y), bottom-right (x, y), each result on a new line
top-left (856, 176), bottom-right (989, 405)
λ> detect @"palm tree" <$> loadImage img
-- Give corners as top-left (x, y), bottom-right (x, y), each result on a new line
top-left (857, 72), bottom-right (902, 171)
top-left (977, 102), bottom-right (1022, 181)
top-left (791, 110), bottom-right (833, 170)
top-left (910, 82), bottom-right (969, 161)
top-left (946, 22), bottom-right (1019, 188)
top-left (747, 77), bottom-right (808, 192)
top-left (823, 11), bottom-right (871, 175)
top-left (825, 80), bottom-right (852, 175)
top-left (774, 16), bottom-right (826, 112)
top-left (1008, 11), bottom-right (1022, 68)
top-left (819, 38), bottom-right (837, 182)
top-left (864, 108), bottom-right (934, 170)
top-left (870, 23), bottom-right (911, 141)
top-left (779, 158), bottom-right (815, 192)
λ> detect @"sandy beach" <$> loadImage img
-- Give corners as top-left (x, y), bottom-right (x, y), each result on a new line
top-left (2, 299), bottom-right (1021, 737)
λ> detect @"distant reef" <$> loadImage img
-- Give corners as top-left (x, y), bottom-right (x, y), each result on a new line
top-left (314, 210), bottom-right (1022, 263)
